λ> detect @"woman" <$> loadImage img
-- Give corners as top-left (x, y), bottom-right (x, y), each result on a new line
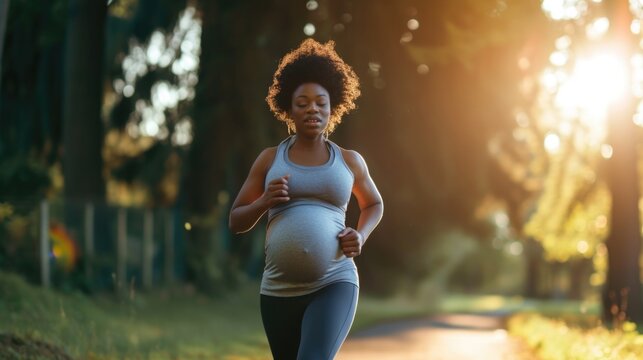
top-left (229, 38), bottom-right (383, 360)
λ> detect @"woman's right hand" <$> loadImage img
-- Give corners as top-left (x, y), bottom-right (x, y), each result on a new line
top-left (260, 175), bottom-right (290, 209)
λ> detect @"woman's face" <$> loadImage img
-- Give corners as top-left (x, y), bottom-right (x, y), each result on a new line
top-left (289, 83), bottom-right (331, 137)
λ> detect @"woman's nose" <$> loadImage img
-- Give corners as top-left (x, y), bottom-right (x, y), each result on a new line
top-left (307, 103), bottom-right (319, 112)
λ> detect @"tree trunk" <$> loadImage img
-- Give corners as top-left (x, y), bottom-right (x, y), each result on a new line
top-left (603, 0), bottom-right (643, 325)
top-left (62, 0), bottom-right (106, 203)
top-left (524, 237), bottom-right (543, 298)
top-left (571, 258), bottom-right (592, 300)
top-left (0, 0), bottom-right (10, 93)
top-left (184, 0), bottom-right (234, 294)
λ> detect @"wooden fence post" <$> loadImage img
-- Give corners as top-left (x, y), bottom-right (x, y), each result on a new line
top-left (164, 209), bottom-right (174, 285)
top-left (40, 200), bottom-right (50, 288)
top-left (142, 209), bottom-right (154, 289)
top-left (116, 207), bottom-right (127, 293)
top-left (84, 202), bottom-right (94, 281)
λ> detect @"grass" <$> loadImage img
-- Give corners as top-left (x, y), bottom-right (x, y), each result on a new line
top-left (0, 273), bottom-right (437, 359)
top-left (508, 313), bottom-right (643, 360)
top-left (353, 293), bottom-right (437, 330)
top-left (438, 293), bottom-right (601, 316)
top-left (0, 272), bottom-right (270, 359)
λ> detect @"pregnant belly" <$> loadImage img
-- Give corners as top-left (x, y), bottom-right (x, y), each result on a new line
top-left (265, 205), bottom-right (345, 283)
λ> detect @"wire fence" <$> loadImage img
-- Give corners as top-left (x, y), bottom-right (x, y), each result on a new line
top-left (0, 197), bottom-right (187, 292)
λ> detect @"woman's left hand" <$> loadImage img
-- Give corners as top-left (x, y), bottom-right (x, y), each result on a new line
top-left (338, 227), bottom-right (363, 258)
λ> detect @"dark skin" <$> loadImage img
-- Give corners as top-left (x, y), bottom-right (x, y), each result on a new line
top-left (229, 83), bottom-right (383, 258)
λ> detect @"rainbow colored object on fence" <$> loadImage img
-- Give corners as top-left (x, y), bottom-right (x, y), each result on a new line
top-left (49, 223), bottom-right (79, 272)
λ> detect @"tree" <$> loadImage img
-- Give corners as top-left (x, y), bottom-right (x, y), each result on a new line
top-left (490, 0), bottom-right (642, 320)
top-left (104, 0), bottom-right (194, 207)
top-left (0, 0), bottom-right (10, 90)
top-left (62, 0), bottom-right (107, 203)
top-left (603, 0), bottom-right (642, 324)
top-left (1, 0), bottom-right (67, 163)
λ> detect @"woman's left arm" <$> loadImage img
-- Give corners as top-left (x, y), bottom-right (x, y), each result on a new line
top-left (338, 149), bottom-right (384, 257)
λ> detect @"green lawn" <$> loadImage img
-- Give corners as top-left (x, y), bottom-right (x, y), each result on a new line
top-left (0, 273), bottom-right (437, 359)
top-left (1, 272), bottom-right (269, 359)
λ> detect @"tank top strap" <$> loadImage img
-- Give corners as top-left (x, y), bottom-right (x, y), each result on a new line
top-left (326, 139), bottom-right (354, 179)
top-left (271, 136), bottom-right (293, 168)
top-left (278, 136), bottom-right (294, 155)
top-left (327, 139), bottom-right (340, 157)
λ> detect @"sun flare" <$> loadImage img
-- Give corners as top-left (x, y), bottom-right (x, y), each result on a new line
top-left (555, 52), bottom-right (628, 120)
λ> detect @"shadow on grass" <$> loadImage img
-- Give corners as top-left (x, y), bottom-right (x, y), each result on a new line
top-left (0, 333), bottom-right (73, 360)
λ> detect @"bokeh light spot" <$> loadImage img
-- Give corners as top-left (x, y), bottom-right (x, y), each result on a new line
top-left (306, 0), bottom-right (318, 11)
top-left (407, 19), bottom-right (420, 31)
top-left (585, 17), bottom-right (609, 40)
top-left (400, 32), bottom-right (413, 43)
top-left (544, 132), bottom-right (561, 154)
top-left (417, 64), bottom-right (429, 75)
top-left (600, 144), bottom-right (613, 159)
top-left (542, 0), bottom-right (588, 21)
top-left (303, 23), bottom-right (316, 36)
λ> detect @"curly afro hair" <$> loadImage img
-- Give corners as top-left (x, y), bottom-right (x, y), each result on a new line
top-left (266, 38), bottom-right (361, 135)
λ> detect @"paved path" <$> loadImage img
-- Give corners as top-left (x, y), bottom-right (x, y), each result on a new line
top-left (337, 314), bottom-right (538, 360)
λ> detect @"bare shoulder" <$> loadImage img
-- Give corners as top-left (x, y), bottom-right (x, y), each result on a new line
top-left (253, 146), bottom-right (279, 173)
top-left (258, 146), bottom-right (278, 159)
top-left (339, 147), bottom-right (368, 176)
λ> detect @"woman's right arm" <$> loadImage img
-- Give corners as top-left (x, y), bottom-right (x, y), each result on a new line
top-left (229, 148), bottom-right (290, 234)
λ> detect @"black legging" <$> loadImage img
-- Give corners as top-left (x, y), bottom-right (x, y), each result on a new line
top-left (260, 282), bottom-right (358, 360)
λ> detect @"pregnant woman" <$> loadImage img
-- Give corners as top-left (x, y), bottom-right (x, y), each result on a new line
top-left (229, 38), bottom-right (383, 360)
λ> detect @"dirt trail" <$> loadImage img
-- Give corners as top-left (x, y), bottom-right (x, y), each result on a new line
top-left (337, 314), bottom-right (538, 360)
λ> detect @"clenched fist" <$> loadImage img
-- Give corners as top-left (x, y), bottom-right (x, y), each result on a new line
top-left (338, 227), bottom-right (363, 258)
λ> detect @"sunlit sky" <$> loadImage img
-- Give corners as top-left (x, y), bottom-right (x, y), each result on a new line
top-left (537, 0), bottom-right (643, 157)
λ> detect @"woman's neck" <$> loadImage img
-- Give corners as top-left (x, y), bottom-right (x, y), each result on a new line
top-left (292, 134), bottom-right (326, 149)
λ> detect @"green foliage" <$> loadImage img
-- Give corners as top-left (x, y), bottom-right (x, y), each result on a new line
top-left (0, 210), bottom-right (40, 283)
top-left (405, 0), bottom-right (546, 69)
top-left (525, 175), bottom-right (609, 262)
top-left (0, 156), bottom-right (51, 201)
top-left (440, 294), bottom-right (599, 317)
top-left (508, 313), bottom-right (643, 360)
top-left (0, 156), bottom-right (51, 279)
top-left (104, 3), bottom-right (199, 208)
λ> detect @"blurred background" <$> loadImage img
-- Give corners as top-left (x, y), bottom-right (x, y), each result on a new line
top-left (1, 0), bottom-right (643, 358)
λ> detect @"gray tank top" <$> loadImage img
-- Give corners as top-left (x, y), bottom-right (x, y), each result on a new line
top-left (261, 135), bottom-right (358, 297)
